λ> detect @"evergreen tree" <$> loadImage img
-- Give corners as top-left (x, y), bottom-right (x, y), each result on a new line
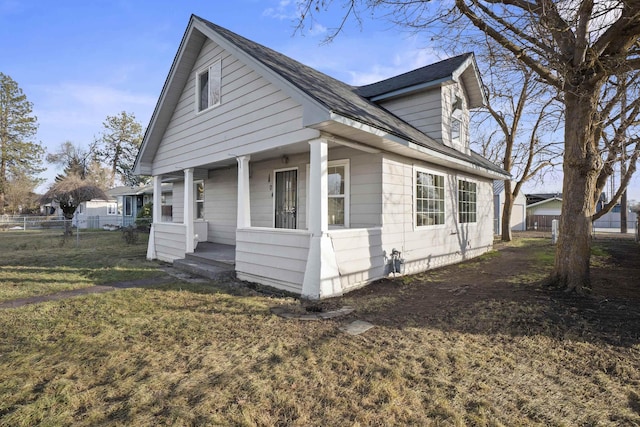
top-left (0, 73), bottom-right (45, 212)
top-left (95, 111), bottom-right (146, 187)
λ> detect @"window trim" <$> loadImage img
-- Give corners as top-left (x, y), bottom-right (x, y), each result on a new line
top-left (107, 203), bottom-right (118, 216)
top-left (414, 166), bottom-right (447, 229)
top-left (304, 159), bottom-right (351, 229)
top-left (195, 59), bottom-right (222, 114)
top-left (457, 178), bottom-right (478, 224)
top-left (327, 159), bottom-right (350, 228)
top-left (195, 180), bottom-right (205, 220)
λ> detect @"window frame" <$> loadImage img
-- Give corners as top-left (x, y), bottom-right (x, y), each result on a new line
top-left (457, 179), bottom-right (477, 224)
top-left (414, 166), bottom-right (446, 229)
top-left (451, 108), bottom-right (462, 146)
top-left (195, 180), bottom-right (205, 220)
top-left (327, 159), bottom-right (350, 228)
top-left (107, 203), bottom-right (118, 216)
top-left (195, 59), bottom-right (222, 113)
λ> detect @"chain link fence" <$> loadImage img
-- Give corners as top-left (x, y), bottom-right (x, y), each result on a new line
top-left (1, 215), bottom-right (150, 248)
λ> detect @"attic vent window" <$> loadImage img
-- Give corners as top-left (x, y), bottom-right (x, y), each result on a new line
top-left (196, 59), bottom-right (221, 112)
top-left (451, 97), bottom-right (463, 144)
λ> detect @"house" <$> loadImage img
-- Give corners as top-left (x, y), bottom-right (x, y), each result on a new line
top-left (109, 184), bottom-right (173, 227)
top-left (72, 197), bottom-right (118, 229)
top-left (592, 203), bottom-right (636, 230)
top-left (525, 194), bottom-right (562, 230)
top-left (526, 193), bottom-right (636, 231)
top-left (493, 181), bottom-right (526, 234)
top-left (133, 15), bottom-right (509, 299)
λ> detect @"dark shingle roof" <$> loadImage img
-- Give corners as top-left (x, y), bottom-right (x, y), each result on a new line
top-left (196, 16), bottom-right (505, 176)
top-left (356, 54), bottom-right (473, 99)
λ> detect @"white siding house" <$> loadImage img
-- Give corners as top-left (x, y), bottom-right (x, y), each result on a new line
top-left (73, 199), bottom-right (118, 229)
top-left (134, 15), bottom-right (509, 299)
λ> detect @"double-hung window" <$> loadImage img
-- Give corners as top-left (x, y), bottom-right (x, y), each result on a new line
top-left (328, 160), bottom-right (349, 227)
top-left (196, 60), bottom-right (222, 112)
top-left (415, 170), bottom-right (445, 227)
top-left (195, 181), bottom-right (205, 220)
top-left (458, 180), bottom-right (477, 223)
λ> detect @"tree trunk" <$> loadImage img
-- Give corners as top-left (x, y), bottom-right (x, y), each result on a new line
top-left (551, 90), bottom-right (601, 293)
top-left (62, 208), bottom-right (75, 237)
top-left (501, 180), bottom-right (514, 242)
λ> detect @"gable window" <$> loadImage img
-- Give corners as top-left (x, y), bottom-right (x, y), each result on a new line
top-left (451, 94), bottom-right (463, 145)
top-left (328, 160), bottom-right (349, 227)
top-left (195, 181), bottom-right (205, 220)
top-left (196, 60), bottom-right (222, 112)
top-left (415, 170), bottom-right (445, 227)
top-left (458, 180), bottom-right (477, 223)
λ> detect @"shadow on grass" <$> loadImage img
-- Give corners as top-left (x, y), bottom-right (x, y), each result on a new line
top-left (338, 237), bottom-right (640, 347)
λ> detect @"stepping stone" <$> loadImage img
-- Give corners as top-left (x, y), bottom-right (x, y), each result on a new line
top-left (341, 320), bottom-right (375, 335)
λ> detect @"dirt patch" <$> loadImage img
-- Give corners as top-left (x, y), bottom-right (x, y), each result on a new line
top-left (341, 232), bottom-right (640, 346)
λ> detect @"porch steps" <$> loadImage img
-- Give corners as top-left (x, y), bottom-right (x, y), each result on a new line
top-left (173, 257), bottom-right (234, 280)
top-left (172, 242), bottom-right (236, 281)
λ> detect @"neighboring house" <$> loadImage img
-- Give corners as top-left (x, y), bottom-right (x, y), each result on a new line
top-left (593, 203), bottom-right (636, 230)
top-left (493, 181), bottom-right (526, 234)
top-left (526, 194), bottom-right (562, 230)
top-left (526, 195), bottom-right (563, 216)
top-left (133, 15), bottom-right (509, 299)
top-left (73, 198), bottom-right (118, 229)
top-left (109, 184), bottom-right (173, 227)
top-left (72, 184), bottom-right (174, 229)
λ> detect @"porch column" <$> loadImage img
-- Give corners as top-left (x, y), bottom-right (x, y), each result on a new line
top-left (302, 138), bottom-right (341, 299)
top-left (152, 175), bottom-right (162, 223)
top-left (236, 155), bottom-right (251, 228)
top-left (184, 167), bottom-right (195, 253)
top-left (147, 175), bottom-right (162, 260)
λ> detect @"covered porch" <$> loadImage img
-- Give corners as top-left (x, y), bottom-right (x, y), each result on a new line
top-left (147, 137), bottom-right (385, 299)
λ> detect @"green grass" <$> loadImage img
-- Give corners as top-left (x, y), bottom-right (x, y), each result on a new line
top-left (0, 230), bottom-right (162, 302)
top-left (0, 233), bottom-right (639, 425)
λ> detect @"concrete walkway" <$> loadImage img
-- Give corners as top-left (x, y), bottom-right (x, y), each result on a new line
top-left (0, 275), bottom-right (175, 310)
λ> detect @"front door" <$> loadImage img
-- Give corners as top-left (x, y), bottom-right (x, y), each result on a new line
top-left (275, 169), bottom-right (297, 229)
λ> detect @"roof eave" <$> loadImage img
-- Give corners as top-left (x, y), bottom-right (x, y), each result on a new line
top-left (328, 113), bottom-right (509, 180)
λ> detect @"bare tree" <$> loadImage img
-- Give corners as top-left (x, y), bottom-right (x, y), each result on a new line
top-left (471, 49), bottom-right (563, 241)
top-left (46, 141), bottom-right (110, 187)
top-left (39, 174), bottom-right (108, 237)
top-left (297, 0), bottom-right (640, 293)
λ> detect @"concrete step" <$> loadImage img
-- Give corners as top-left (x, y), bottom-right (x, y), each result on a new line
top-left (173, 258), bottom-right (234, 281)
top-left (185, 252), bottom-right (235, 269)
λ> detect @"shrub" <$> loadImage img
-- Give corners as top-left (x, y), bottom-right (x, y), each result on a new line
top-left (121, 226), bottom-right (139, 244)
top-left (136, 203), bottom-right (152, 231)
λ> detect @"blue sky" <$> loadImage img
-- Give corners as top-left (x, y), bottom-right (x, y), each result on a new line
top-left (2, 0), bottom-right (639, 202)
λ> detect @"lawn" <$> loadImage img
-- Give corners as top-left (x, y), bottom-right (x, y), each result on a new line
top-left (0, 229), bottom-right (162, 302)
top-left (0, 231), bottom-right (639, 426)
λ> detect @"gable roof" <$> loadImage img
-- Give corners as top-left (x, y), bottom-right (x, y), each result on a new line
top-left (526, 193), bottom-right (562, 205)
top-left (526, 196), bottom-right (562, 209)
top-left (135, 15), bottom-right (507, 179)
top-left (356, 53), bottom-right (485, 107)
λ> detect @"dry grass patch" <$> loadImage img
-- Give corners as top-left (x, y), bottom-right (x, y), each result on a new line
top-left (0, 230), bottom-right (161, 301)
top-left (0, 234), bottom-right (639, 425)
